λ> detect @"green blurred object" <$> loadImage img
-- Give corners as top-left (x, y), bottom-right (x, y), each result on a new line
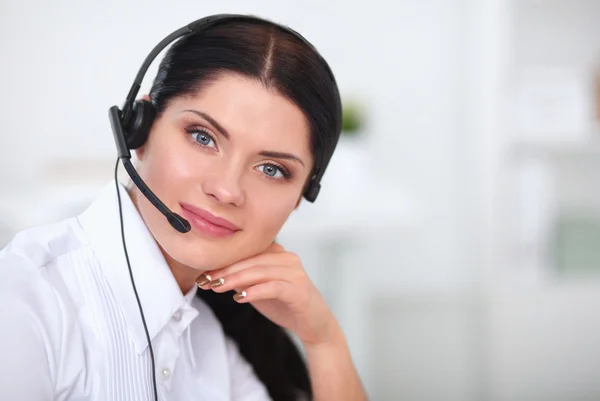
top-left (554, 214), bottom-right (600, 276)
top-left (341, 100), bottom-right (365, 135)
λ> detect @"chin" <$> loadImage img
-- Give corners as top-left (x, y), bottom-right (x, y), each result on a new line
top-left (163, 240), bottom-right (241, 271)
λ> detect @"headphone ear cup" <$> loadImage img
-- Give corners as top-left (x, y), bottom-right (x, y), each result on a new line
top-left (124, 99), bottom-right (156, 149)
top-left (303, 180), bottom-right (320, 202)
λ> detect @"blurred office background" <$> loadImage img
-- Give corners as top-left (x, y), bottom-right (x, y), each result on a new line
top-left (2, 0), bottom-right (600, 400)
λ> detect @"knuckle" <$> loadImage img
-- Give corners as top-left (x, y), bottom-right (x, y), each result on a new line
top-left (269, 242), bottom-right (285, 252)
top-left (290, 265), bottom-right (306, 280)
top-left (286, 252), bottom-right (301, 265)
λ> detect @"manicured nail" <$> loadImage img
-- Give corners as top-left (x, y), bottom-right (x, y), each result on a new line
top-left (233, 291), bottom-right (247, 302)
top-left (210, 278), bottom-right (225, 288)
top-left (197, 274), bottom-right (212, 287)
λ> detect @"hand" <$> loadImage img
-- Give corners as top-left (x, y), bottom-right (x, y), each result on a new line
top-left (196, 243), bottom-right (340, 346)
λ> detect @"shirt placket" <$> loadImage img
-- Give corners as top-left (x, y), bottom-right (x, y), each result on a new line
top-left (155, 303), bottom-right (199, 395)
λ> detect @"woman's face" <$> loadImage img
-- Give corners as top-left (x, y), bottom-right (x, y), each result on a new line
top-left (132, 73), bottom-right (313, 278)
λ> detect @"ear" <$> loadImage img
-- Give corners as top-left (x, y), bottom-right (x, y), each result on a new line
top-left (133, 94), bottom-right (152, 160)
top-left (134, 146), bottom-right (146, 161)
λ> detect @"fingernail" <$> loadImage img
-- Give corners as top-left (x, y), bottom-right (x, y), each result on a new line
top-left (210, 278), bottom-right (225, 288)
top-left (233, 291), bottom-right (247, 302)
top-left (197, 274), bottom-right (212, 287)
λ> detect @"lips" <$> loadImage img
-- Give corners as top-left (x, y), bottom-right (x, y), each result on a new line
top-left (179, 202), bottom-right (240, 238)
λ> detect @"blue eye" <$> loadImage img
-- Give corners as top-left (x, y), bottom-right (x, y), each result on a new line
top-left (187, 128), bottom-right (217, 149)
top-left (256, 163), bottom-right (291, 179)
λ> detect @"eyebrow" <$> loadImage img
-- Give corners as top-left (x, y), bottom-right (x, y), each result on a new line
top-left (259, 151), bottom-right (305, 167)
top-left (183, 109), bottom-right (230, 140)
top-left (183, 108), bottom-right (306, 168)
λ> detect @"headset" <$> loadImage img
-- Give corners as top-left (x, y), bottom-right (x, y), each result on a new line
top-left (108, 14), bottom-right (341, 401)
top-left (109, 13), bottom-right (341, 235)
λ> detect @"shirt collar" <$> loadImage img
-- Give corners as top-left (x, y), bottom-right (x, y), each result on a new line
top-left (77, 179), bottom-right (199, 355)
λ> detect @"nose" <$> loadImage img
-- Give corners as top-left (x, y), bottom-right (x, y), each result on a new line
top-left (201, 165), bottom-right (246, 207)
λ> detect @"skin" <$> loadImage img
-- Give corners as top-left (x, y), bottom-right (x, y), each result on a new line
top-left (129, 72), bottom-right (368, 400)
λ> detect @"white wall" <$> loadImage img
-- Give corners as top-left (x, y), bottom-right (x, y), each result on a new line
top-left (486, 1), bottom-right (600, 400)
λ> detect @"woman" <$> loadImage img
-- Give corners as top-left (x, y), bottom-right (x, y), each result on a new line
top-left (0, 14), bottom-right (367, 401)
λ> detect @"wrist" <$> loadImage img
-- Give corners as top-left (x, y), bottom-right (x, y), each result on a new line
top-left (302, 317), bottom-right (346, 350)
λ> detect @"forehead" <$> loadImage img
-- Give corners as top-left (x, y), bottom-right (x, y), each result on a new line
top-left (169, 74), bottom-right (312, 162)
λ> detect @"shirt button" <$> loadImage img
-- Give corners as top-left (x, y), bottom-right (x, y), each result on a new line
top-left (161, 368), bottom-right (171, 379)
top-left (172, 310), bottom-right (182, 321)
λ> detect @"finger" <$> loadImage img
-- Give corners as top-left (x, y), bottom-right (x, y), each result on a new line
top-left (208, 250), bottom-right (295, 279)
top-left (209, 265), bottom-right (300, 293)
top-left (195, 272), bottom-right (214, 290)
top-left (232, 280), bottom-right (296, 304)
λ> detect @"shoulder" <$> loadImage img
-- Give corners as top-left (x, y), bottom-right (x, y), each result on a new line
top-left (0, 217), bottom-right (87, 333)
top-left (0, 219), bottom-right (95, 399)
top-left (0, 217), bottom-right (86, 270)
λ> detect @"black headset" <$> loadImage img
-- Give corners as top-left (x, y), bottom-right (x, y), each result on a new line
top-left (109, 14), bottom-right (340, 401)
top-left (109, 13), bottom-right (341, 235)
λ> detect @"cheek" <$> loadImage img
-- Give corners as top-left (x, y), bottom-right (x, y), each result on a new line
top-left (133, 133), bottom-right (197, 234)
top-left (146, 145), bottom-right (192, 187)
top-left (248, 193), bottom-right (298, 236)
top-left (139, 135), bottom-right (203, 205)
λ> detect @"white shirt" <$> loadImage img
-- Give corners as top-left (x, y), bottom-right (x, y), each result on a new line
top-left (0, 180), bottom-right (272, 401)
